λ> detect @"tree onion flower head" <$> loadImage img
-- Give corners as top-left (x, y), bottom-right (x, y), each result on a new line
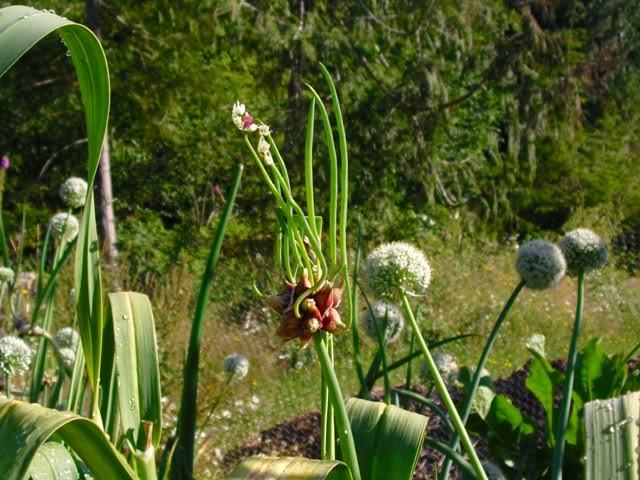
top-left (363, 242), bottom-right (431, 299)
top-left (265, 270), bottom-right (345, 347)
top-left (0, 266), bottom-right (14, 284)
top-left (515, 239), bottom-right (566, 290)
top-left (231, 101), bottom-right (258, 132)
top-left (58, 347), bottom-right (75, 369)
top-left (0, 155), bottom-right (9, 170)
top-left (50, 212), bottom-right (80, 243)
top-left (362, 300), bottom-right (405, 344)
top-left (59, 176), bottom-right (88, 208)
top-left (420, 352), bottom-right (459, 385)
top-left (257, 135), bottom-right (274, 166)
top-left (559, 228), bottom-right (608, 277)
top-left (223, 353), bottom-right (249, 379)
top-left (0, 336), bottom-right (32, 376)
top-left (525, 333), bottom-right (546, 358)
top-left (55, 327), bottom-right (80, 351)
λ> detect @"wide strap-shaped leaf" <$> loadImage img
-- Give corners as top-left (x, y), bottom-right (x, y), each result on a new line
top-left (584, 391), bottom-right (640, 480)
top-left (108, 292), bottom-right (162, 448)
top-left (0, 5), bottom-right (110, 418)
top-left (0, 399), bottom-right (135, 480)
top-left (346, 398), bottom-right (428, 480)
top-left (227, 456), bottom-right (352, 479)
top-left (26, 442), bottom-right (79, 480)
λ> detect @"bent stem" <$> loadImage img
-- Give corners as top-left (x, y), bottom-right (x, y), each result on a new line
top-left (400, 293), bottom-right (487, 480)
top-left (551, 271), bottom-right (585, 480)
top-left (441, 280), bottom-right (525, 479)
top-left (313, 334), bottom-right (361, 480)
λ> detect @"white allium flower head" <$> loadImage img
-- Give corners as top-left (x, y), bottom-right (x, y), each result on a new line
top-left (525, 333), bottom-right (546, 358)
top-left (50, 213), bottom-right (80, 243)
top-left (363, 242), bottom-right (431, 299)
top-left (559, 228), bottom-right (608, 276)
top-left (362, 300), bottom-right (405, 344)
top-left (258, 124), bottom-right (271, 136)
top-left (232, 101), bottom-right (246, 117)
top-left (515, 239), bottom-right (566, 290)
top-left (59, 177), bottom-right (88, 208)
top-left (55, 327), bottom-right (80, 351)
top-left (232, 114), bottom-right (243, 130)
top-left (0, 336), bottom-right (32, 376)
top-left (58, 347), bottom-right (75, 369)
top-left (0, 266), bottom-right (14, 283)
top-left (223, 353), bottom-right (249, 379)
top-left (420, 352), bottom-right (459, 385)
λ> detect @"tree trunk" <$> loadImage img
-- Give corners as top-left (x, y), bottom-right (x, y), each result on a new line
top-left (85, 0), bottom-right (118, 267)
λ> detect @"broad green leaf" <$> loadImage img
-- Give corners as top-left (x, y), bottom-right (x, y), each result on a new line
top-left (108, 292), bottom-right (162, 448)
top-left (575, 338), bottom-right (625, 401)
top-left (227, 457), bottom-right (352, 479)
top-left (27, 443), bottom-right (79, 480)
top-left (345, 398), bottom-right (428, 480)
top-left (0, 399), bottom-right (135, 480)
top-left (486, 395), bottom-right (534, 443)
top-left (584, 391), bottom-right (640, 480)
top-left (525, 355), bottom-right (563, 445)
top-left (0, 5), bottom-right (110, 420)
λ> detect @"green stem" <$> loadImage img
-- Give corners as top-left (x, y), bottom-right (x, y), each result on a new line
top-left (313, 334), bottom-right (361, 480)
top-left (400, 293), bottom-right (487, 480)
top-left (441, 281), bottom-right (525, 479)
top-left (304, 98), bottom-right (319, 239)
top-left (405, 329), bottom-right (416, 391)
top-left (4, 373), bottom-right (10, 399)
top-left (327, 335), bottom-right (335, 459)
top-left (551, 271), bottom-right (585, 480)
top-left (351, 227), bottom-right (366, 393)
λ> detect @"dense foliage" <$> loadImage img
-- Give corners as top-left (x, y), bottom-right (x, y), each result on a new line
top-left (2, 0), bottom-right (640, 276)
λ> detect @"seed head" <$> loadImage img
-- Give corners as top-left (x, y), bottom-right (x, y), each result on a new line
top-left (223, 353), bottom-right (249, 379)
top-left (55, 327), bottom-right (79, 351)
top-left (420, 352), bottom-right (459, 385)
top-left (363, 242), bottom-right (431, 299)
top-left (515, 239), bottom-right (566, 290)
top-left (362, 300), bottom-right (405, 344)
top-left (0, 266), bottom-right (14, 284)
top-left (559, 228), bottom-right (608, 276)
top-left (0, 336), bottom-right (32, 376)
top-left (58, 348), bottom-right (75, 369)
top-left (50, 213), bottom-right (79, 243)
top-left (59, 177), bottom-right (88, 208)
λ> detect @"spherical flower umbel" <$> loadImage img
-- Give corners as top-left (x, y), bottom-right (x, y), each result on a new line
top-left (223, 353), bottom-right (249, 379)
top-left (515, 239), bottom-right (566, 290)
top-left (58, 347), bottom-right (76, 369)
top-left (363, 242), bottom-right (431, 299)
top-left (0, 266), bottom-right (14, 284)
top-left (0, 336), bottom-right (32, 376)
top-left (55, 327), bottom-right (80, 351)
top-left (59, 177), bottom-right (88, 208)
top-left (420, 352), bottom-right (459, 385)
top-left (559, 228), bottom-right (608, 276)
top-left (50, 212), bottom-right (80, 243)
top-left (362, 300), bottom-right (405, 344)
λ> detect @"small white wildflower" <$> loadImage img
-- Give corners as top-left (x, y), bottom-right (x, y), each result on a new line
top-left (362, 300), bottom-right (405, 343)
top-left (223, 353), bottom-right (249, 379)
top-left (49, 213), bottom-right (80, 243)
top-left (258, 124), bottom-right (271, 136)
top-left (363, 242), bottom-right (432, 299)
top-left (58, 347), bottom-right (75, 369)
top-left (0, 336), bottom-right (32, 376)
top-left (232, 101), bottom-right (246, 117)
top-left (420, 352), bottom-right (459, 385)
top-left (0, 266), bottom-right (15, 283)
top-left (515, 239), bottom-right (566, 290)
top-left (55, 327), bottom-right (79, 351)
top-left (59, 177), bottom-right (88, 208)
top-left (559, 228), bottom-right (608, 276)
top-left (525, 333), bottom-right (546, 357)
top-left (221, 409), bottom-right (232, 419)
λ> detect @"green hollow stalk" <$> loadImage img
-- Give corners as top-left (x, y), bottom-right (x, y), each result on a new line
top-left (351, 227), bottom-right (367, 395)
top-left (405, 329), bottom-right (416, 391)
top-left (551, 271), bottom-right (585, 480)
top-left (441, 280), bottom-right (525, 479)
top-left (313, 334), bottom-right (361, 480)
top-left (304, 97), bottom-right (319, 239)
top-left (3, 373), bottom-right (10, 399)
top-left (400, 293), bottom-right (488, 480)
